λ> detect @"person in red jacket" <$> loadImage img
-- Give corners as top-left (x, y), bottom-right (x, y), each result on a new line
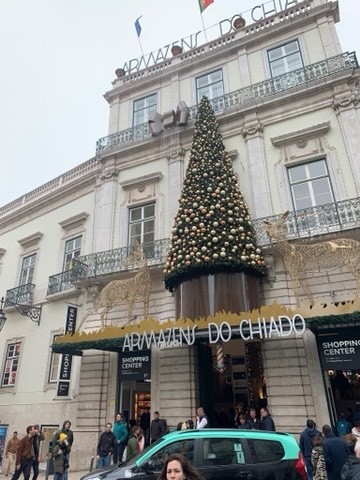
top-left (11, 426), bottom-right (35, 480)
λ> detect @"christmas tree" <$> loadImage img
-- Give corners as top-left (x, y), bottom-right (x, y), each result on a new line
top-left (164, 96), bottom-right (266, 292)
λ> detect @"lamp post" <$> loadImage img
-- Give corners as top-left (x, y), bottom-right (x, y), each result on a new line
top-left (0, 297), bottom-right (6, 332)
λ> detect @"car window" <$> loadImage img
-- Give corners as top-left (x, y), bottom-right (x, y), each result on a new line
top-left (202, 438), bottom-right (245, 466)
top-left (247, 439), bottom-right (285, 463)
top-left (143, 439), bottom-right (195, 471)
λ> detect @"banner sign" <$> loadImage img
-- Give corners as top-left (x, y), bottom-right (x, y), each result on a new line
top-left (57, 306), bottom-right (77, 396)
top-left (317, 328), bottom-right (360, 370)
top-left (120, 350), bottom-right (151, 381)
top-left (122, 0), bottom-right (306, 74)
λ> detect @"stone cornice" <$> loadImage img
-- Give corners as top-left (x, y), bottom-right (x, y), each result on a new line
top-left (120, 172), bottom-right (163, 190)
top-left (270, 122), bottom-right (330, 147)
top-left (18, 232), bottom-right (43, 249)
top-left (59, 212), bottom-right (89, 232)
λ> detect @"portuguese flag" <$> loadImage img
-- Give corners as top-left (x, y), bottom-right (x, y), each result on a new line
top-left (198, 0), bottom-right (214, 13)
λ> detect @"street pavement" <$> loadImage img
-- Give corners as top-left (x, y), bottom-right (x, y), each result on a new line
top-left (38, 470), bottom-right (90, 480)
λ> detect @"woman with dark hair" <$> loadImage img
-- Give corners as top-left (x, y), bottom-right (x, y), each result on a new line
top-left (311, 435), bottom-right (327, 480)
top-left (157, 454), bottom-right (204, 480)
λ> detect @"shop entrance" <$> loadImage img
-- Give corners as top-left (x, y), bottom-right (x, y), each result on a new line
top-left (198, 338), bottom-right (267, 427)
top-left (316, 327), bottom-right (360, 426)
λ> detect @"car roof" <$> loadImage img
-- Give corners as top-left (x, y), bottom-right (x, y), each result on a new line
top-left (164, 429), bottom-right (294, 440)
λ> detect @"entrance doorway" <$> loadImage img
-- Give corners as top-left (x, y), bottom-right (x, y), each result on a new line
top-left (198, 338), bottom-right (267, 427)
top-left (325, 369), bottom-right (360, 424)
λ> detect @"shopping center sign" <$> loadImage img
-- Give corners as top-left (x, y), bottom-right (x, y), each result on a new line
top-left (122, 0), bottom-right (306, 74)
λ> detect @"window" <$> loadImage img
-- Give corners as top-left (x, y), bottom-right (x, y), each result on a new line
top-left (48, 335), bottom-right (61, 383)
top-left (268, 40), bottom-right (303, 77)
top-left (196, 70), bottom-right (224, 104)
top-left (288, 159), bottom-right (334, 210)
top-left (19, 253), bottom-right (36, 285)
top-left (133, 94), bottom-right (157, 127)
top-left (144, 439), bottom-right (195, 471)
top-left (128, 204), bottom-right (155, 247)
top-left (201, 438), bottom-right (245, 466)
top-left (2, 342), bottom-right (21, 386)
top-left (63, 236), bottom-right (82, 271)
top-left (247, 439), bottom-right (284, 463)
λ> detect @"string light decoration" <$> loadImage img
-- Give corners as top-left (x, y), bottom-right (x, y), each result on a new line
top-left (164, 96), bottom-right (266, 292)
top-left (245, 341), bottom-right (265, 407)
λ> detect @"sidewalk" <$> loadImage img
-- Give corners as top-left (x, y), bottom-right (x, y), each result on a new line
top-left (38, 470), bottom-right (90, 480)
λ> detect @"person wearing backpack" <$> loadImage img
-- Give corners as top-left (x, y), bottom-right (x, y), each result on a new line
top-left (335, 413), bottom-right (352, 438)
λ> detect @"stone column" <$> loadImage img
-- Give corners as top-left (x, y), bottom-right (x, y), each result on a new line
top-left (167, 147), bottom-right (185, 229)
top-left (242, 118), bottom-right (272, 218)
top-left (93, 166), bottom-right (119, 252)
top-left (332, 90), bottom-right (360, 194)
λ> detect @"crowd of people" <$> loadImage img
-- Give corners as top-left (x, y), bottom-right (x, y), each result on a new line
top-left (2, 420), bottom-right (73, 480)
top-left (300, 403), bottom-right (360, 480)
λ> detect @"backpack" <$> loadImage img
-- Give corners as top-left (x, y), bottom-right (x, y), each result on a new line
top-left (336, 419), bottom-right (348, 437)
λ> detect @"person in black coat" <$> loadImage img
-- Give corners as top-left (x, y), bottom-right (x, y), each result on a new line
top-left (299, 419), bottom-right (321, 480)
top-left (322, 424), bottom-right (349, 480)
top-left (259, 407), bottom-right (276, 431)
top-left (96, 423), bottom-right (116, 468)
top-left (341, 434), bottom-right (360, 480)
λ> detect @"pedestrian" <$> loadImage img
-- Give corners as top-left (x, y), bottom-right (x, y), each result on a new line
top-left (96, 423), bottom-right (116, 468)
top-left (140, 407), bottom-right (150, 447)
top-left (351, 422), bottom-right (360, 458)
top-left (157, 453), bottom-right (205, 480)
top-left (185, 420), bottom-right (194, 430)
top-left (300, 419), bottom-right (321, 480)
top-left (351, 404), bottom-right (360, 426)
top-left (195, 407), bottom-right (209, 429)
top-left (335, 413), bottom-right (352, 438)
top-left (311, 435), bottom-right (327, 480)
top-left (52, 433), bottom-right (71, 480)
top-left (259, 407), bottom-right (276, 431)
top-left (32, 425), bottom-right (44, 480)
top-left (112, 413), bottom-right (128, 464)
top-left (11, 426), bottom-right (35, 480)
top-left (237, 414), bottom-right (249, 430)
top-left (150, 412), bottom-right (168, 443)
top-left (341, 433), bottom-right (360, 480)
top-left (126, 426), bottom-right (144, 462)
top-left (52, 421), bottom-right (73, 480)
top-left (247, 408), bottom-right (260, 430)
top-left (5, 431), bottom-right (20, 476)
top-left (322, 424), bottom-right (349, 480)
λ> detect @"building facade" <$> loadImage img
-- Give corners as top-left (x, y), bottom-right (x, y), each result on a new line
top-left (0, 0), bottom-right (359, 470)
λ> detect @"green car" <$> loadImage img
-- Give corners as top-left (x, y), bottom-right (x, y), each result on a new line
top-left (83, 428), bottom-right (306, 480)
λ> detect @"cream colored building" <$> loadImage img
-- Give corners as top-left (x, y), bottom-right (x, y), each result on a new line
top-left (0, 0), bottom-right (359, 470)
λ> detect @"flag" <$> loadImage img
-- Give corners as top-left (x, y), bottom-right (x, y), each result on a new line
top-left (135, 16), bottom-right (142, 37)
top-left (198, 0), bottom-right (214, 13)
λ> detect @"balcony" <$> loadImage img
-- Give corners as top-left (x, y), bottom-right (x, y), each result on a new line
top-left (5, 283), bottom-right (35, 307)
top-left (96, 52), bottom-right (358, 155)
top-left (47, 270), bottom-right (77, 296)
top-left (47, 197), bottom-right (360, 291)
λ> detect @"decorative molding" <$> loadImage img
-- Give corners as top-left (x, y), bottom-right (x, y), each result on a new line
top-left (166, 147), bottom-right (186, 162)
top-left (332, 92), bottom-right (360, 112)
top-left (59, 212), bottom-right (89, 232)
top-left (120, 172), bottom-right (163, 190)
top-left (271, 122), bottom-right (330, 147)
top-left (242, 122), bottom-right (263, 139)
top-left (18, 232), bottom-right (43, 249)
top-left (227, 149), bottom-right (239, 161)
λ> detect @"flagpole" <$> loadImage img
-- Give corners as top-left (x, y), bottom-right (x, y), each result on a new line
top-left (138, 37), bottom-right (145, 58)
top-left (200, 14), bottom-right (208, 42)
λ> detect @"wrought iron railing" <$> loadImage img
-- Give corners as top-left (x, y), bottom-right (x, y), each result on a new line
top-left (5, 283), bottom-right (35, 307)
top-left (47, 198), bottom-right (360, 290)
top-left (252, 197), bottom-right (360, 244)
top-left (70, 239), bottom-right (171, 282)
top-left (96, 52), bottom-right (358, 154)
top-left (47, 270), bottom-right (76, 296)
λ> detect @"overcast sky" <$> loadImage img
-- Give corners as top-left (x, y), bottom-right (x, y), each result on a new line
top-left (0, 0), bottom-right (358, 207)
